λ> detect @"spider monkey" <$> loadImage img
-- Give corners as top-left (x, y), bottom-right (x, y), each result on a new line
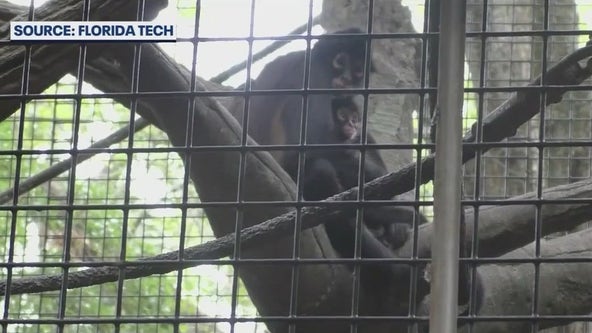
top-left (302, 95), bottom-right (484, 317)
top-left (247, 27), bottom-right (370, 167)
top-left (245, 28), bottom-right (484, 316)
top-left (302, 95), bottom-right (422, 252)
top-left (247, 28), bottom-right (421, 253)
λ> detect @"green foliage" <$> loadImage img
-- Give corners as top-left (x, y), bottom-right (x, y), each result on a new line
top-left (0, 75), bottom-right (258, 332)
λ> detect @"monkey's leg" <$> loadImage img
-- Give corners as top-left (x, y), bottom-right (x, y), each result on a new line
top-left (335, 219), bottom-right (431, 309)
top-left (304, 158), bottom-right (433, 304)
top-left (303, 157), bottom-right (362, 257)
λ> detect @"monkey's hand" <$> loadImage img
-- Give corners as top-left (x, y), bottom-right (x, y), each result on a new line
top-left (382, 223), bottom-right (411, 250)
top-left (364, 206), bottom-right (425, 250)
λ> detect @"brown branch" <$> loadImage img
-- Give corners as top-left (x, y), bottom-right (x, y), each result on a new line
top-left (210, 16), bottom-right (320, 84)
top-left (0, 40), bottom-right (590, 295)
top-left (0, 118), bottom-right (149, 205)
top-left (2, 1), bottom-right (592, 326)
top-left (0, 0), bottom-right (168, 122)
top-left (0, 5), bottom-right (321, 206)
top-left (1, 22), bottom-right (591, 298)
top-left (4, 176), bottom-right (592, 297)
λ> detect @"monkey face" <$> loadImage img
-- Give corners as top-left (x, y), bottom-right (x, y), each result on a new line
top-left (332, 52), bottom-right (365, 88)
top-left (335, 107), bottom-right (360, 140)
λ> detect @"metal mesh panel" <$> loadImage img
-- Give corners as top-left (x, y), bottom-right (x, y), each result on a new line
top-left (0, 0), bottom-right (591, 332)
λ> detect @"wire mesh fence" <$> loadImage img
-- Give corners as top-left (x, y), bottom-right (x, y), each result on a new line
top-left (1, 0), bottom-right (592, 333)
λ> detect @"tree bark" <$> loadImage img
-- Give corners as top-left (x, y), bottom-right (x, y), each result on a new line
top-left (2, 1), bottom-right (592, 332)
top-left (465, 2), bottom-right (590, 331)
top-left (461, 228), bottom-right (592, 333)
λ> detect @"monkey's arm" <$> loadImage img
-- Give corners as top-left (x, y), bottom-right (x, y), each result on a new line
top-left (302, 157), bottom-right (344, 201)
top-left (336, 141), bottom-right (390, 185)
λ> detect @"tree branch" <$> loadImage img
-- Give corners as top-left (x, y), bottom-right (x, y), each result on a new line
top-left (0, 0), bottom-right (168, 122)
top-left (2, 1), bottom-right (592, 331)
